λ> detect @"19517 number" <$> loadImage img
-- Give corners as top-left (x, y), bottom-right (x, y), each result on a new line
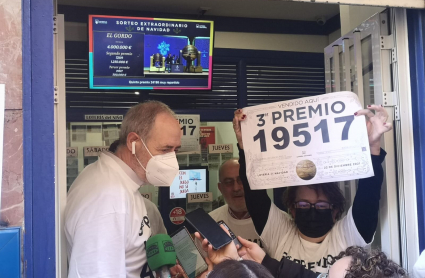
top-left (253, 115), bottom-right (354, 152)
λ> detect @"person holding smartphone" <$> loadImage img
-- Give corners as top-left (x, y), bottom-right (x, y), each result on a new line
top-left (232, 105), bottom-right (392, 273)
top-left (209, 158), bottom-right (263, 248)
top-left (197, 229), bottom-right (406, 278)
top-left (195, 226), bottom-right (319, 278)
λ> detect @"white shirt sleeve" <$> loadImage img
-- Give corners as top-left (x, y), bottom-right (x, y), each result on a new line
top-left (68, 213), bottom-right (127, 278)
top-left (331, 207), bottom-right (369, 248)
top-left (260, 203), bottom-right (293, 256)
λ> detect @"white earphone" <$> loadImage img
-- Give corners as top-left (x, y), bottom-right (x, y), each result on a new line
top-left (132, 141), bottom-right (136, 155)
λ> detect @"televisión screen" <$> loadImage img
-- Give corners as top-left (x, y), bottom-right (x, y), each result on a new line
top-left (88, 15), bottom-right (214, 90)
top-left (170, 169), bottom-right (207, 199)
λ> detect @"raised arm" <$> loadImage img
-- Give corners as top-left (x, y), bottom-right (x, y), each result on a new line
top-left (234, 109), bottom-right (271, 235)
top-left (352, 105), bottom-right (392, 243)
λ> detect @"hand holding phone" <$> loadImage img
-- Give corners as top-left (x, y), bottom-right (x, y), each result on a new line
top-left (194, 224), bottom-right (240, 266)
top-left (171, 227), bottom-right (208, 278)
top-left (236, 236), bottom-right (266, 264)
top-left (185, 208), bottom-right (232, 250)
top-left (217, 220), bottom-right (242, 250)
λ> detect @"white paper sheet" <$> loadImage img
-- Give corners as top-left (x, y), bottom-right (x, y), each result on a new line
top-left (241, 91), bottom-right (373, 189)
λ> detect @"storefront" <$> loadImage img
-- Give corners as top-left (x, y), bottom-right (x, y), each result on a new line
top-left (0, 0), bottom-right (425, 276)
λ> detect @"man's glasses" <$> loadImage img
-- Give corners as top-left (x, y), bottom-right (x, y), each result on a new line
top-left (221, 177), bottom-right (242, 187)
top-left (294, 201), bottom-right (333, 210)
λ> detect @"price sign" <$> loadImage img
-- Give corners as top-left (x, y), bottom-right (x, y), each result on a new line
top-left (241, 91), bottom-right (373, 189)
top-left (177, 114), bottom-right (200, 153)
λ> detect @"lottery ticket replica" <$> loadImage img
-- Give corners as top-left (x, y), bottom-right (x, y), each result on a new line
top-left (241, 91), bottom-right (373, 189)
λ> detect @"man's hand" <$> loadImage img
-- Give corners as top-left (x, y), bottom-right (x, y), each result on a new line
top-left (169, 262), bottom-right (185, 278)
top-left (237, 236), bottom-right (266, 264)
top-left (194, 224), bottom-right (239, 265)
top-left (355, 105), bottom-right (392, 155)
top-left (233, 109), bottom-right (246, 149)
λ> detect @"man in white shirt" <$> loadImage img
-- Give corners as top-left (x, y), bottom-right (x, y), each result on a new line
top-left (209, 158), bottom-right (263, 248)
top-left (144, 197), bottom-right (167, 236)
top-left (110, 140), bottom-right (167, 236)
top-left (65, 101), bottom-right (181, 278)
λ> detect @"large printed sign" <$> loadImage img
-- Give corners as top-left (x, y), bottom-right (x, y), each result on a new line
top-left (177, 115), bottom-right (200, 153)
top-left (241, 91), bottom-right (373, 189)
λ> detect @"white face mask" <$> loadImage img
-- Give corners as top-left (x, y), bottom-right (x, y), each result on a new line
top-left (134, 138), bottom-right (179, 186)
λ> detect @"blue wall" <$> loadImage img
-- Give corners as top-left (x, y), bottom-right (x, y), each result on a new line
top-left (407, 9), bottom-right (425, 253)
top-left (23, 0), bottom-right (56, 276)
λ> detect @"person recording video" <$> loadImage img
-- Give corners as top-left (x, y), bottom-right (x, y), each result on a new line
top-left (194, 225), bottom-right (318, 278)
top-left (232, 105), bottom-right (392, 273)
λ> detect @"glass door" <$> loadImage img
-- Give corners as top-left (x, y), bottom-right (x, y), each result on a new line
top-left (324, 10), bottom-right (401, 263)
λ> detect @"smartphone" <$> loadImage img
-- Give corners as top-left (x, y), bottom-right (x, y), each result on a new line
top-left (185, 208), bottom-right (232, 250)
top-left (171, 226), bottom-right (208, 278)
top-left (217, 220), bottom-right (242, 250)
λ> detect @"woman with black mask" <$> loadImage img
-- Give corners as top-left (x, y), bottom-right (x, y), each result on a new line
top-left (232, 104), bottom-right (392, 274)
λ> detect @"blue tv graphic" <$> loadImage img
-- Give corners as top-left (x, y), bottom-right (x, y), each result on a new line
top-left (189, 171), bottom-right (202, 181)
top-left (194, 37), bottom-right (210, 70)
top-left (89, 15), bottom-right (213, 89)
top-left (143, 35), bottom-right (189, 69)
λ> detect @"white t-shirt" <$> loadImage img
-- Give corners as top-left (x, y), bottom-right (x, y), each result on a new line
top-left (261, 204), bottom-right (369, 273)
top-left (65, 151), bottom-right (155, 278)
top-left (144, 198), bottom-right (167, 236)
top-left (209, 205), bottom-right (263, 248)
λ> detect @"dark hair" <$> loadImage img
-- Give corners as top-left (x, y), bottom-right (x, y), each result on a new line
top-left (108, 139), bottom-right (120, 153)
top-left (333, 246), bottom-right (407, 278)
top-left (282, 183), bottom-right (345, 220)
top-left (208, 260), bottom-right (274, 278)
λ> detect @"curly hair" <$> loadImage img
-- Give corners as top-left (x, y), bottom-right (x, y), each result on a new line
top-left (333, 246), bottom-right (407, 278)
top-left (282, 182), bottom-right (346, 220)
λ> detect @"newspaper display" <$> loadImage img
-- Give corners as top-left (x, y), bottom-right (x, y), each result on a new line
top-left (176, 114), bottom-right (200, 153)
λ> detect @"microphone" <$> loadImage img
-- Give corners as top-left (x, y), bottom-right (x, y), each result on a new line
top-left (146, 234), bottom-right (177, 278)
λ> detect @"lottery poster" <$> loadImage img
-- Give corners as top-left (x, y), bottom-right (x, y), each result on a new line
top-left (177, 114), bottom-right (200, 153)
top-left (200, 126), bottom-right (215, 162)
top-left (241, 91), bottom-right (373, 189)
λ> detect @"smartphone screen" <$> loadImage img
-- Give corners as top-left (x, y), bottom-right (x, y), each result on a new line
top-left (171, 227), bottom-right (208, 278)
top-left (185, 208), bottom-right (232, 250)
top-left (217, 220), bottom-right (242, 250)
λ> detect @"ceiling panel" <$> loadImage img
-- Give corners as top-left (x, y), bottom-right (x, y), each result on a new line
top-left (58, 0), bottom-right (340, 22)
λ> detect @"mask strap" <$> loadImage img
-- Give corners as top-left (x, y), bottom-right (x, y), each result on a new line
top-left (134, 154), bottom-right (147, 172)
top-left (140, 138), bottom-right (154, 157)
top-left (133, 137), bottom-right (151, 172)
